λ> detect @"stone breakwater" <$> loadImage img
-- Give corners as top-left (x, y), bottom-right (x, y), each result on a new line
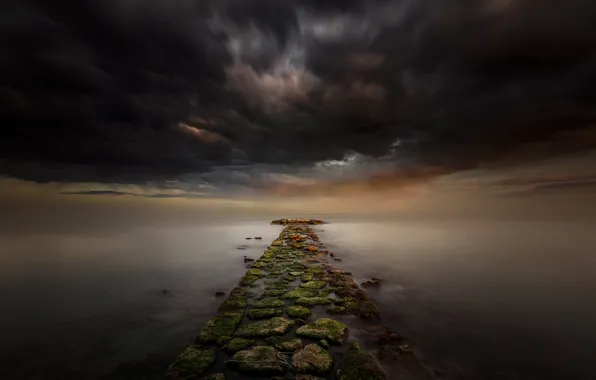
top-left (167, 220), bottom-right (435, 380)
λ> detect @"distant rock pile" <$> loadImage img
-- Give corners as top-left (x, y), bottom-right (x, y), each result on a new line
top-left (271, 218), bottom-right (325, 225)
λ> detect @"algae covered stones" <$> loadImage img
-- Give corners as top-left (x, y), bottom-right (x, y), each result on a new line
top-left (295, 297), bottom-right (333, 306)
top-left (230, 345), bottom-right (287, 374)
top-left (250, 298), bottom-right (285, 309)
top-left (336, 342), bottom-right (387, 380)
top-left (235, 317), bottom-right (295, 338)
top-left (300, 281), bottom-right (327, 289)
top-left (167, 345), bottom-right (216, 378)
top-left (292, 343), bottom-right (333, 373)
top-left (222, 337), bottom-right (254, 353)
top-left (197, 311), bottom-right (244, 344)
top-left (296, 318), bottom-right (348, 344)
top-left (287, 305), bottom-right (312, 318)
top-left (246, 308), bottom-right (283, 320)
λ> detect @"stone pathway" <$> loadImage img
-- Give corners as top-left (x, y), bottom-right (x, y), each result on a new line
top-left (167, 220), bottom-right (436, 380)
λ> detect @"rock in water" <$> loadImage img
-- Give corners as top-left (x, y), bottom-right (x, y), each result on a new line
top-left (234, 317), bottom-right (295, 338)
top-left (229, 346), bottom-right (287, 374)
top-left (292, 343), bottom-right (333, 373)
top-left (336, 342), bottom-right (386, 380)
top-left (167, 345), bottom-right (216, 378)
top-left (296, 318), bottom-right (348, 344)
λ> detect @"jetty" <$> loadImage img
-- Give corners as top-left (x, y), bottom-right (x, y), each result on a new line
top-left (167, 219), bottom-right (435, 380)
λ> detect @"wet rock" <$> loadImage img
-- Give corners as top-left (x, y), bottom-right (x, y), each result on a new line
top-left (336, 342), bottom-right (386, 380)
top-left (289, 271), bottom-right (304, 276)
top-left (266, 337), bottom-right (303, 351)
top-left (263, 289), bottom-right (286, 297)
top-left (246, 237), bottom-right (252, 240)
top-left (247, 308), bottom-right (283, 320)
top-left (292, 344), bottom-right (333, 373)
top-left (296, 318), bottom-right (348, 344)
top-left (295, 297), bottom-right (334, 306)
top-left (271, 239), bottom-right (283, 246)
top-left (255, 237), bottom-right (262, 240)
top-left (235, 317), bottom-right (295, 338)
top-left (246, 268), bottom-right (266, 278)
top-left (318, 340), bottom-right (329, 349)
top-left (244, 257), bottom-right (255, 263)
top-left (300, 273), bottom-right (314, 282)
top-left (307, 245), bottom-right (318, 252)
top-left (250, 299), bottom-right (286, 309)
top-left (216, 336), bottom-right (231, 346)
top-left (218, 298), bottom-right (247, 312)
top-left (375, 326), bottom-right (403, 345)
top-left (300, 281), bottom-right (327, 289)
top-left (229, 346), bottom-right (287, 374)
top-left (222, 337), bottom-right (255, 353)
top-left (378, 343), bottom-right (414, 360)
top-left (239, 275), bottom-right (260, 286)
top-left (197, 312), bottom-right (244, 344)
top-left (167, 345), bottom-right (216, 378)
top-left (282, 288), bottom-right (319, 299)
top-left (202, 373), bottom-right (225, 380)
top-left (361, 278), bottom-right (381, 287)
top-left (296, 375), bottom-right (324, 380)
top-left (327, 305), bottom-right (348, 315)
top-left (334, 258), bottom-right (342, 262)
top-left (287, 305), bottom-right (312, 319)
top-left (214, 291), bottom-right (226, 297)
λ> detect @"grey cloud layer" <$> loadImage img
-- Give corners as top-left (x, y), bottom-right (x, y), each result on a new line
top-left (1, 0), bottom-right (596, 184)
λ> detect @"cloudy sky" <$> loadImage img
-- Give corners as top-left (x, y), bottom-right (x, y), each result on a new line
top-left (1, 0), bottom-right (596, 217)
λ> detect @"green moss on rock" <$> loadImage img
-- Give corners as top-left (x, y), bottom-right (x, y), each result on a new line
top-left (239, 275), bottom-right (259, 286)
top-left (300, 281), bottom-right (327, 289)
top-left (300, 273), bottom-right (314, 282)
top-left (327, 305), bottom-right (348, 315)
top-left (247, 308), bottom-right (283, 320)
top-left (202, 374), bottom-right (225, 380)
top-left (168, 345), bottom-right (216, 377)
top-left (318, 340), bottom-right (329, 349)
top-left (222, 337), bottom-right (254, 353)
top-left (296, 318), bottom-right (348, 344)
top-left (271, 337), bottom-right (303, 351)
top-left (289, 271), bottom-right (304, 276)
top-left (282, 288), bottom-right (319, 300)
top-left (197, 312), bottom-right (244, 344)
top-left (235, 317), bottom-right (295, 338)
top-left (218, 298), bottom-right (247, 311)
top-left (295, 297), bottom-right (333, 306)
top-left (292, 343), bottom-right (333, 373)
top-left (336, 342), bottom-right (386, 380)
top-left (246, 268), bottom-right (266, 278)
top-left (229, 345), bottom-right (287, 374)
top-left (287, 305), bottom-right (312, 319)
top-left (250, 299), bottom-right (286, 309)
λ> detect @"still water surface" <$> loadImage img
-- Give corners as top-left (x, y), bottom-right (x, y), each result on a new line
top-left (0, 216), bottom-right (594, 379)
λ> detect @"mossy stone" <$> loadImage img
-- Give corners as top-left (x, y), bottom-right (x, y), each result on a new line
top-left (300, 273), bottom-right (314, 282)
top-left (287, 305), bottom-right (312, 319)
top-left (202, 374), bottom-right (225, 380)
top-left (218, 298), bottom-right (247, 311)
top-left (216, 336), bottom-right (231, 346)
top-left (235, 317), bottom-right (295, 338)
top-left (229, 346), bottom-right (286, 374)
top-left (197, 312), bottom-right (244, 344)
top-left (240, 275), bottom-right (259, 286)
top-left (318, 340), bottom-right (329, 349)
top-left (336, 342), bottom-right (386, 380)
top-left (222, 337), bottom-right (254, 353)
top-left (269, 337), bottom-right (302, 351)
top-left (292, 343), bottom-right (333, 373)
top-left (295, 297), bottom-right (333, 306)
top-left (250, 299), bottom-right (286, 309)
top-left (282, 288), bottom-right (319, 300)
top-left (246, 268), bottom-right (266, 278)
top-left (300, 281), bottom-right (327, 289)
top-left (247, 308), bottom-right (283, 320)
top-left (327, 305), bottom-right (348, 315)
top-left (296, 318), bottom-right (348, 344)
top-left (289, 271), bottom-right (304, 276)
top-left (168, 345), bottom-right (216, 377)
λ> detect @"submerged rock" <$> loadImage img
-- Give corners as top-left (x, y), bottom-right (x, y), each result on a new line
top-left (222, 337), bottom-right (254, 353)
top-left (214, 291), bottom-right (226, 297)
top-left (295, 297), bottom-right (333, 306)
top-left (266, 337), bottom-right (303, 351)
top-left (197, 312), bottom-right (244, 344)
top-left (235, 317), bottom-right (295, 338)
top-left (250, 299), bottom-right (286, 309)
top-left (287, 305), bottom-right (312, 319)
top-left (239, 275), bottom-right (260, 286)
top-left (246, 308), bottom-right (283, 320)
top-left (300, 281), bottom-right (327, 289)
top-left (327, 305), bottom-right (348, 315)
top-left (229, 346), bottom-right (287, 374)
top-left (361, 278), bottom-right (381, 287)
top-left (336, 342), bottom-right (386, 380)
top-left (292, 343), bottom-right (333, 373)
top-left (255, 237), bottom-right (262, 240)
top-left (167, 345), bottom-right (216, 378)
top-left (282, 288), bottom-right (319, 300)
top-left (296, 318), bottom-right (348, 344)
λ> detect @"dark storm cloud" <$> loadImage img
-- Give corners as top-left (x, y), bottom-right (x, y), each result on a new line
top-left (1, 0), bottom-right (596, 184)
